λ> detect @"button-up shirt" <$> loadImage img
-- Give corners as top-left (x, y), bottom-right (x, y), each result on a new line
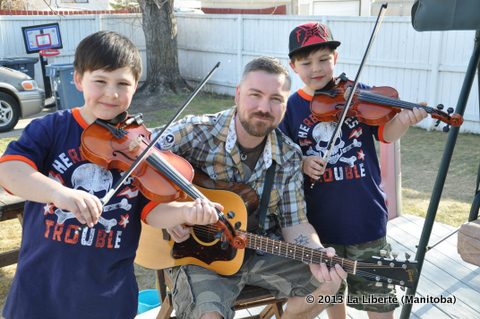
top-left (155, 107), bottom-right (307, 233)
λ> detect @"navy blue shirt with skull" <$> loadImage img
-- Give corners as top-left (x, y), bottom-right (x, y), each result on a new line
top-left (1, 108), bottom-right (151, 319)
top-left (279, 88), bottom-right (389, 245)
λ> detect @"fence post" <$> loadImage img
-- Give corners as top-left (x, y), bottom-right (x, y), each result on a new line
top-left (236, 14), bottom-right (243, 81)
top-left (425, 31), bottom-right (444, 129)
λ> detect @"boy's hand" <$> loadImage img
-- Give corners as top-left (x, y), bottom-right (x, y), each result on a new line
top-left (395, 107), bottom-right (428, 126)
top-left (302, 156), bottom-right (326, 180)
top-left (52, 188), bottom-right (103, 228)
top-left (182, 198), bottom-right (221, 225)
top-left (309, 247), bottom-right (347, 295)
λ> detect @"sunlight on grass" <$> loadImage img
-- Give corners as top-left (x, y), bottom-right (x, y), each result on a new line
top-left (402, 188), bottom-right (472, 226)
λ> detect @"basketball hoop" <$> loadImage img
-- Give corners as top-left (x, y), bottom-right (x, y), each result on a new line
top-left (39, 49), bottom-right (60, 57)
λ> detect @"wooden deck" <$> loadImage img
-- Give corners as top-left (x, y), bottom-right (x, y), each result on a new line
top-left (136, 214), bottom-right (480, 319)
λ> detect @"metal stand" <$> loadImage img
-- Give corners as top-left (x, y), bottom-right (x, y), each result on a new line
top-left (38, 54), bottom-right (52, 99)
top-left (400, 30), bottom-right (480, 319)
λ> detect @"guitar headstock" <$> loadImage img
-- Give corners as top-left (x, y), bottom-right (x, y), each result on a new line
top-left (357, 254), bottom-right (418, 289)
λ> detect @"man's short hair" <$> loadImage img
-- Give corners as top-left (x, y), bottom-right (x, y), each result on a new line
top-left (241, 56), bottom-right (291, 90)
top-left (73, 31), bottom-right (142, 81)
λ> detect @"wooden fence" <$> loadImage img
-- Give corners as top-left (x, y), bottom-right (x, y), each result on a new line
top-left (0, 13), bottom-right (478, 133)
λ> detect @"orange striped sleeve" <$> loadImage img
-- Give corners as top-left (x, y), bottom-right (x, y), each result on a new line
top-left (377, 125), bottom-right (390, 143)
top-left (0, 154), bottom-right (38, 170)
top-left (140, 201), bottom-right (161, 223)
top-left (0, 155), bottom-right (38, 194)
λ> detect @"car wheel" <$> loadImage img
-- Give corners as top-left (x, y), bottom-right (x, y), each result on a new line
top-left (0, 92), bottom-right (20, 133)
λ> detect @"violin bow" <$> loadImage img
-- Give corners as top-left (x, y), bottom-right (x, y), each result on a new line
top-left (101, 62), bottom-right (221, 204)
top-left (311, 3), bottom-right (388, 189)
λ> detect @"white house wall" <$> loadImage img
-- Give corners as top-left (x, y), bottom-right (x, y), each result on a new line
top-left (0, 13), bottom-right (478, 133)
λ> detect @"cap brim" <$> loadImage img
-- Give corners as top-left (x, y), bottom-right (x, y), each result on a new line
top-left (288, 41), bottom-right (341, 58)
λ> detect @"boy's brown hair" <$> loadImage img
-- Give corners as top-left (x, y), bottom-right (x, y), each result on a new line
top-left (289, 45), bottom-right (336, 63)
top-left (74, 31), bottom-right (142, 81)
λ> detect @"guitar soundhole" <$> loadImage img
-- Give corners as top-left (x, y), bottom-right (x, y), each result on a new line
top-left (192, 226), bottom-right (216, 243)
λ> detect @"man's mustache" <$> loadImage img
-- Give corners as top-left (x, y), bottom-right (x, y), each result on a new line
top-left (251, 112), bottom-right (274, 120)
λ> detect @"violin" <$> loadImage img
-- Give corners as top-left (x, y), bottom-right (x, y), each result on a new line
top-left (80, 113), bottom-right (245, 249)
top-left (310, 76), bottom-right (464, 131)
top-left (81, 114), bottom-right (194, 203)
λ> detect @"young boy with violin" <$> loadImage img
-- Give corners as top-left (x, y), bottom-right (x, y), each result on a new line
top-left (279, 22), bottom-right (428, 319)
top-left (0, 31), bottom-right (219, 319)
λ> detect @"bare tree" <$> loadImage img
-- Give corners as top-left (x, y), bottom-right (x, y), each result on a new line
top-left (137, 0), bottom-right (188, 94)
top-left (0, 0), bottom-right (26, 10)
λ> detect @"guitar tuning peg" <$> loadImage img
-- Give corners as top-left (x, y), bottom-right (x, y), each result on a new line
top-left (443, 125), bottom-right (450, 132)
top-left (379, 249), bottom-right (387, 257)
top-left (234, 221), bottom-right (241, 230)
top-left (227, 211), bottom-right (235, 219)
top-left (405, 252), bottom-right (411, 261)
top-left (436, 103), bottom-right (444, 110)
top-left (392, 252), bottom-right (398, 260)
top-left (447, 107), bottom-right (454, 114)
top-left (434, 119), bottom-right (441, 127)
top-left (400, 286), bottom-right (406, 291)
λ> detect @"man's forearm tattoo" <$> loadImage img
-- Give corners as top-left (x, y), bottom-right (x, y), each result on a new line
top-left (294, 234), bottom-right (309, 246)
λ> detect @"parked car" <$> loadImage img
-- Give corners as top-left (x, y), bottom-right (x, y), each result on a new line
top-left (0, 66), bottom-right (45, 132)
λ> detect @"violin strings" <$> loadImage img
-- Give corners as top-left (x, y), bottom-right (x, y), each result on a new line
top-left (357, 91), bottom-right (435, 115)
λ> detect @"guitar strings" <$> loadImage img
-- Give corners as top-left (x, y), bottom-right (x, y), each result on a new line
top-left (189, 225), bottom-right (409, 285)
top-left (192, 226), bottom-right (359, 271)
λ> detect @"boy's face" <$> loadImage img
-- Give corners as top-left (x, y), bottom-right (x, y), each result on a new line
top-left (74, 67), bottom-right (138, 123)
top-left (289, 47), bottom-right (338, 94)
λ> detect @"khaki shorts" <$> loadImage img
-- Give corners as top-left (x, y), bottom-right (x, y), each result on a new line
top-left (327, 237), bottom-right (399, 313)
top-left (170, 251), bottom-right (320, 319)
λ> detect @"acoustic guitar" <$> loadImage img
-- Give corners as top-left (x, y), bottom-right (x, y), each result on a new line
top-left (135, 175), bottom-right (418, 289)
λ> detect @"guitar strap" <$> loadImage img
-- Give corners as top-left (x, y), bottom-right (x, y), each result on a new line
top-left (257, 161), bottom-right (276, 235)
top-left (256, 128), bottom-right (286, 236)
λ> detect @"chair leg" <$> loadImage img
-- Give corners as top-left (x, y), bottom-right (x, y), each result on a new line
top-left (156, 293), bottom-right (175, 319)
top-left (258, 301), bottom-right (284, 319)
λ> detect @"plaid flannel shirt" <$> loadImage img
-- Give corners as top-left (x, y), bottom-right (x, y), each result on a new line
top-left (155, 107), bottom-right (307, 232)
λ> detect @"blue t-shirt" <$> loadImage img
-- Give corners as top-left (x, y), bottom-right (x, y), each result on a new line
top-left (279, 89), bottom-right (389, 245)
top-left (1, 108), bottom-right (150, 319)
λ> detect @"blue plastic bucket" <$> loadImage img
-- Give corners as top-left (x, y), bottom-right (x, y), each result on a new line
top-left (137, 289), bottom-right (161, 314)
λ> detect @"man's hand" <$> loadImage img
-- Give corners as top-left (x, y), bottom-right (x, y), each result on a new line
top-left (167, 198), bottom-right (223, 243)
top-left (302, 156), bottom-right (326, 180)
top-left (182, 198), bottom-right (222, 225)
top-left (167, 224), bottom-right (192, 243)
top-left (309, 247), bottom-right (348, 295)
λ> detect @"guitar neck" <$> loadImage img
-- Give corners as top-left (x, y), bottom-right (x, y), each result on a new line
top-left (241, 231), bottom-right (358, 275)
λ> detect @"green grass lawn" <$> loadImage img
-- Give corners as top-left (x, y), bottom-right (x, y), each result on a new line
top-left (0, 92), bottom-right (479, 309)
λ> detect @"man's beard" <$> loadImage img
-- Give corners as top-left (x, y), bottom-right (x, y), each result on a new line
top-left (239, 112), bottom-right (276, 137)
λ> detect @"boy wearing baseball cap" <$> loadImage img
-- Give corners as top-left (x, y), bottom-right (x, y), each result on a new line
top-left (279, 22), bottom-right (427, 319)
